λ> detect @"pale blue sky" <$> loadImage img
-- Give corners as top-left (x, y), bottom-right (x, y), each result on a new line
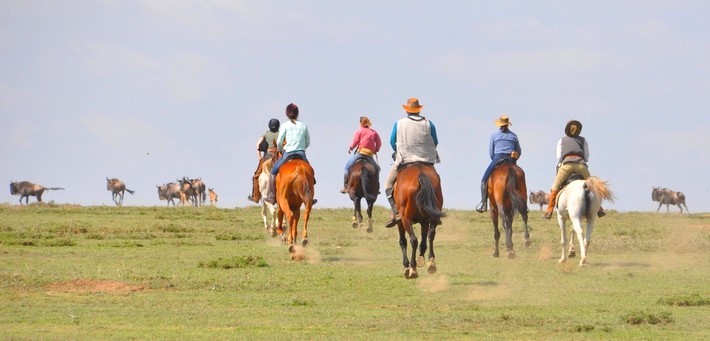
top-left (1, 1), bottom-right (708, 212)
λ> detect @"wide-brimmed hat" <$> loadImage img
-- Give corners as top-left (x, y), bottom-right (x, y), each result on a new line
top-left (402, 98), bottom-right (423, 113)
top-left (495, 115), bottom-right (511, 127)
top-left (565, 120), bottom-right (582, 137)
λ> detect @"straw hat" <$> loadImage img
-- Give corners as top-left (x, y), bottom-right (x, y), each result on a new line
top-left (402, 98), bottom-right (423, 114)
top-left (565, 120), bottom-right (582, 137)
top-left (495, 115), bottom-right (511, 127)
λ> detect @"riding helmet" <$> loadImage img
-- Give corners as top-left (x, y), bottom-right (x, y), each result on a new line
top-left (268, 118), bottom-right (280, 132)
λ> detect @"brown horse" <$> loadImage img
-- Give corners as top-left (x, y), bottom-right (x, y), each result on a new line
top-left (392, 163), bottom-right (444, 279)
top-left (346, 159), bottom-right (379, 232)
top-left (273, 159), bottom-right (316, 260)
top-left (487, 161), bottom-right (531, 259)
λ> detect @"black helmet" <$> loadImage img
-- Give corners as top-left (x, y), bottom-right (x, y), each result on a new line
top-left (268, 118), bottom-right (280, 132)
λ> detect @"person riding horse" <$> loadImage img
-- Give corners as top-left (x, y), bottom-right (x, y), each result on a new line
top-left (340, 116), bottom-right (382, 193)
top-left (475, 115), bottom-right (522, 213)
top-left (264, 103), bottom-right (316, 205)
top-left (248, 118), bottom-right (280, 203)
top-left (384, 97), bottom-right (440, 228)
top-left (544, 120), bottom-right (605, 219)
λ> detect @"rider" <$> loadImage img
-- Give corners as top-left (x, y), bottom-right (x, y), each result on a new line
top-left (475, 115), bottom-right (521, 213)
top-left (544, 120), bottom-right (605, 219)
top-left (340, 116), bottom-right (382, 193)
top-left (384, 97), bottom-right (440, 228)
top-left (247, 118), bottom-right (280, 203)
top-left (263, 103), bottom-right (315, 205)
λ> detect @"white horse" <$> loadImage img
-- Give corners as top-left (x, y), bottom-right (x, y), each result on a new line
top-left (555, 176), bottom-right (615, 266)
top-left (258, 158), bottom-right (278, 231)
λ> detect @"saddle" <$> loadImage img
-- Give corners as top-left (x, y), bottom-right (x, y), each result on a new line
top-left (555, 173), bottom-right (588, 206)
top-left (397, 161), bottom-right (433, 171)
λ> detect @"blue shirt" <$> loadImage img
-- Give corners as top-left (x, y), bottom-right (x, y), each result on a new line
top-left (277, 120), bottom-right (310, 153)
top-left (489, 129), bottom-right (521, 159)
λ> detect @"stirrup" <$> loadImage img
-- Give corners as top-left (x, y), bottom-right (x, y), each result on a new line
top-left (247, 195), bottom-right (259, 203)
top-left (543, 210), bottom-right (553, 219)
top-left (597, 208), bottom-right (606, 218)
top-left (264, 196), bottom-right (275, 205)
top-left (475, 202), bottom-right (487, 213)
top-left (339, 187), bottom-right (348, 194)
top-left (385, 215), bottom-right (400, 228)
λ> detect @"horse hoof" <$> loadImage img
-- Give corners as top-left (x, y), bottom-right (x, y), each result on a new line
top-left (559, 258), bottom-right (567, 263)
top-left (404, 268), bottom-right (418, 279)
top-left (302, 239), bottom-right (309, 248)
top-left (351, 222), bottom-right (358, 229)
top-left (507, 251), bottom-right (516, 259)
top-left (492, 251), bottom-right (500, 258)
top-left (427, 261), bottom-right (437, 274)
top-left (366, 227), bottom-right (373, 233)
top-left (417, 255), bottom-right (424, 266)
top-left (580, 258), bottom-right (587, 267)
top-left (524, 239), bottom-right (531, 248)
top-left (568, 251), bottom-right (576, 258)
top-left (288, 245), bottom-right (295, 254)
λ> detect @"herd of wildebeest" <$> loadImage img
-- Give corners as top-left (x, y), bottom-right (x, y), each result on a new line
top-left (8, 177), bottom-right (219, 208)
top-left (7, 178), bottom-right (690, 213)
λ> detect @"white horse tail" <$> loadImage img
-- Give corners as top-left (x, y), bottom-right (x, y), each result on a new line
top-left (585, 176), bottom-right (615, 203)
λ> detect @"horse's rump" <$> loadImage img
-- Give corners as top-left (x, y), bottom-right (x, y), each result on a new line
top-left (276, 159), bottom-right (315, 207)
top-left (395, 163), bottom-right (443, 224)
top-left (488, 162), bottom-right (528, 216)
top-left (348, 160), bottom-right (378, 202)
top-left (584, 176), bottom-right (615, 202)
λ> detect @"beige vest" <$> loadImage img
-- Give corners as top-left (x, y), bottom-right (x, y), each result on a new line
top-left (394, 115), bottom-right (439, 167)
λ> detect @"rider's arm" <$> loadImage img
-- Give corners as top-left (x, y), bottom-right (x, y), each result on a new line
top-left (389, 123), bottom-right (398, 151)
top-left (255, 135), bottom-right (265, 159)
top-left (583, 139), bottom-right (589, 161)
top-left (429, 121), bottom-right (438, 146)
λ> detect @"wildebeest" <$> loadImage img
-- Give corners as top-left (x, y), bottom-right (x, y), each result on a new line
top-left (529, 190), bottom-right (550, 211)
top-left (157, 183), bottom-right (181, 206)
top-left (208, 188), bottom-right (218, 206)
top-left (652, 187), bottom-right (689, 213)
top-left (9, 181), bottom-right (64, 205)
top-left (177, 177), bottom-right (206, 206)
top-left (106, 177), bottom-right (134, 206)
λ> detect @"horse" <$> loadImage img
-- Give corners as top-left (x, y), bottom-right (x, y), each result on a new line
top-left (529, 190), bottom-right (549, 211)
top-left (106, 178), bottom-right (134, 206)
top-left (556, 176), bottom-right (615, 266)
top-left (392, 163), bottom-right (444, 279)
top-left (652, 187), bottom-right (689, 213)
top-left (258, 158), bottom-right (278, 231)
top-left (273, 158), bottom-right (316, 260)
top-left (486, 161), bottom-right (531, 259)
top-left (345, 159), bottom-right (379, 232)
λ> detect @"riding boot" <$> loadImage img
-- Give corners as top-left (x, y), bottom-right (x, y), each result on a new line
top-left (384, 188), bottom-right (401, 228)
top-left (263, 175), bottom-right (276, 205)
top-left (247, 173), bottom-right (260, 203)
top-left (544, 189), bottom-right (558, 219)
top-left (475, 181), bottom-right (488, 213)
top-left (339, 174), bottom-right (348, 194)
top-left (597, 206), bottom-right (606, 217)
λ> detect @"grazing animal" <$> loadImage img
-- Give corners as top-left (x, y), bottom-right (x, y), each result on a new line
top-left (346, 159), bottom-right (380, 233)
top-left (273, 159), bottom-right (315, 260)
top-left (208, 188), bottom-right (218, 206)
top-left (157, 183), bottom-right (181, 206)
top-left (486, 162), bottom-right (531, 259)
top-left (555, 176), bottom-right (615, 266)
top-left (9, 181), bottom-right (64, 205)
top-left (106, 177), bottom-right (134, 206)
top-left (391, 163), bottom-right (444, 279)
top-left (177, 177), bottom-right (206, 207)
top-left (529, 190), bottom-right (549, 211)
top-left (259, 158), bottom-right (278, 231)
top-left (652, 187), bottom-right (689, 213)
top-left (178, 191), bottom-right (190, 206)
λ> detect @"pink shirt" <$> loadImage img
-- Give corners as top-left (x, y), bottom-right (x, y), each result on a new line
top-left (349, 127), bottom-right (382, 153)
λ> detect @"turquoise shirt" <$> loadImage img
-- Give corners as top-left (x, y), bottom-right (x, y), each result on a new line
top-left (276, 120), bottom-right (310, 153)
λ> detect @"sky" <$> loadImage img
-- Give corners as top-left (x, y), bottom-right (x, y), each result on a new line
top-left (1, 0), bottom-right (708, 213)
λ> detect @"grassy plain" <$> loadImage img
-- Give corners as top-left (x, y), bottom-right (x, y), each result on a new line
top-left (0, 204), bottom-right (708, 340)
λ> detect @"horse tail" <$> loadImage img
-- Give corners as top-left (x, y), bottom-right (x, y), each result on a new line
top-left (505, 166), bottom-right (527, 216)
top-left (125, 189), bottom-right (135, 195)
top-left (585, 176), bottom-right (615, 203)
top-left (416, 173), bottom-right (444, 221)
top-left (359, 165), bottom-right (377, 202)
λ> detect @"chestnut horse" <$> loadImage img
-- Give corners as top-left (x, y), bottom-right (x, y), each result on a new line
top-left (487, 161), bottom-right (531, 259)
top-left (273, 159), bottom-right (315, 259)
top-left (392, 163), bottom-right (444, 279)
top-left (346, 159), bottom-right (379, 232)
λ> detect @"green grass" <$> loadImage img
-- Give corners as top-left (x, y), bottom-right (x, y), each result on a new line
top-left (0, 204), bottom-right (708, 340)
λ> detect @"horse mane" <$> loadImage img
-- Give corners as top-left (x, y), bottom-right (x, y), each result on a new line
top-left (585, 176), bottom-right (615, 202)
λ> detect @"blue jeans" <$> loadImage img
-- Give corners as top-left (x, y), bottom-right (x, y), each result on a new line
top-left (271, 150), bottom-right (308, 175)
top-left (344, 153), bottom-right (380, 175)
top-left (481, 153), bottom-right (513, 182)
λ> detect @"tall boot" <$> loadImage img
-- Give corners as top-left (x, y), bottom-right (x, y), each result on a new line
top-left (475, 181), bottom-right (488, 213)
top-left (597, 206), bottom-right (606, 217)
top-left (384, 188), bottom-right (401, 228)
top-left (544, 189), bottom-right (558, 219)
top-left (263, 175), bottom-right (277, 205)
top-left (247, 173), bottom-right (260, 203)
top-left (339, 174), bottom-right (349, 194)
